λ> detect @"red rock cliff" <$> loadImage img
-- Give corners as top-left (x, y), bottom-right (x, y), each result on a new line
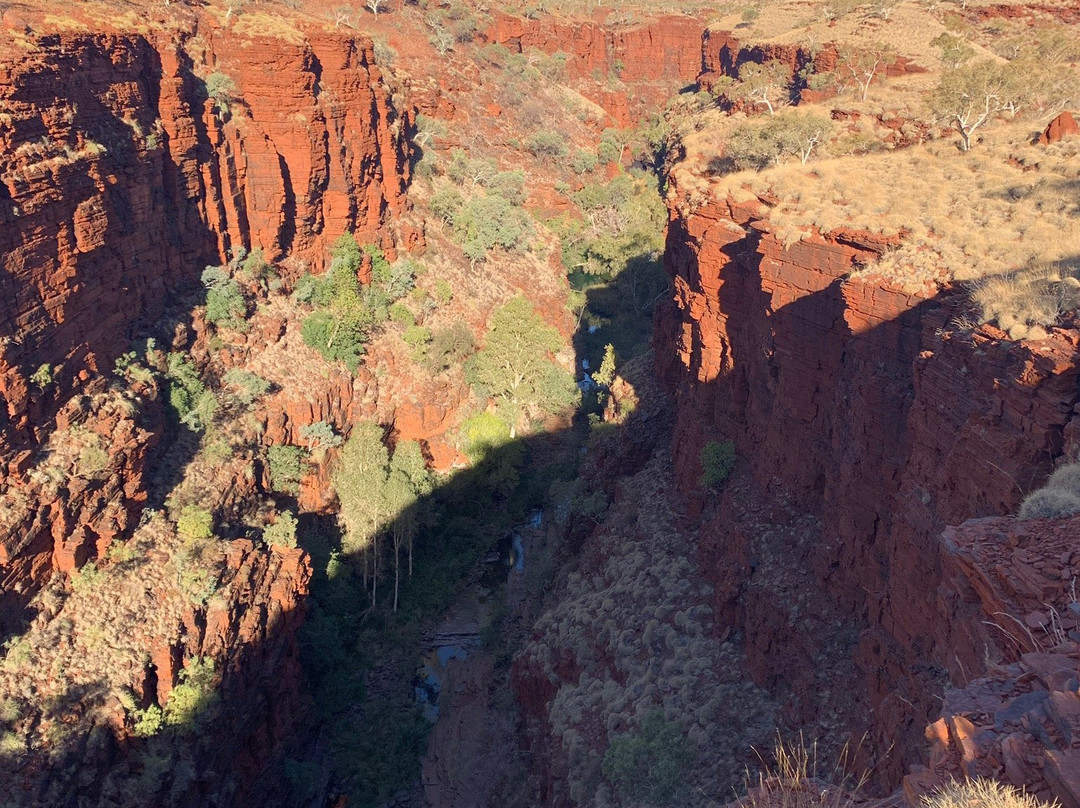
top-left (0, 27), bottom-right (409, 462)
top-left (656, 191), bottom-right (1080, 782)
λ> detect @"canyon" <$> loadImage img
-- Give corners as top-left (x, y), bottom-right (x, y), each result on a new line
top-left (1, 2), bottom-right (1079, 808)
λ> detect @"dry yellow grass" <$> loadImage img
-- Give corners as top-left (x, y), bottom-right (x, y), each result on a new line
top-left (676, 116), bottom-right (1080, 295)
top-left (923, 779), bottom-right (1059, 808)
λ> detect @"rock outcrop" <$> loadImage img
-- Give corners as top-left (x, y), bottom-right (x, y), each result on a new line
top-left (656, 189), bottom-right (1080, 783)
top-left (0, 24), bottom-right (410, 596)
top-left (484, 12), bottom-right (706, 126)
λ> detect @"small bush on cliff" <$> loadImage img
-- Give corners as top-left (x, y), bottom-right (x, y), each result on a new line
top-left (223, 369), bottom-right (270, 406)
top-left (268, 445), bottom-right (304, 494)
top-left (700, 440), bottom-right (736, 488)
top-left (30, 363), bottom-right (53, 390)
top-left (265, 510), bottom-right (299, 549)
top-left (164, 657), bottom-right (218, 728)
top-left (526, 130), bottom-right (569, 160)
top-left (204, 72), bottom-right (237, 114)
top-left (1017, 488), bottom-right (1080, 520)
top-left (176, 506), bottom-right (214, 542)
top-left (922, 779), bottom-right (1056, 808)
top-left (601, 710), bottom-right (695, 807)
top-left (1044, 462), bottom-right (1080, 497)
top-left (165, 353), bottom-right (215, 432)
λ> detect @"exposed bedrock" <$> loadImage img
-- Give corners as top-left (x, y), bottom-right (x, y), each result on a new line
top-left (655, 190), bottom-right (1080, 784)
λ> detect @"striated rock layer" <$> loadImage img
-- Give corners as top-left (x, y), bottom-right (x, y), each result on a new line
top-left (0, 26), bottom-right (409, 462)
top-left (656, 190), bottom-right (1080, 783)
top-left (0, 25), bottom-right (410, 593)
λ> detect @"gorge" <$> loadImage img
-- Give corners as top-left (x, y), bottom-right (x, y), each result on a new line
top-left (1, 1), bottom-right (1079, 807)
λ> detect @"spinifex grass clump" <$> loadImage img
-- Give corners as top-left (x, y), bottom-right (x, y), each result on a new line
top-left (922, 779), bottom-right (1058, 808)
top-left (742, 736), bottom-right (869, 808)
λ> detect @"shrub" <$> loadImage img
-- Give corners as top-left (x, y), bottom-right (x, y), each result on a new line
top-left (300, 421), bottom-right (342, 450)
top-left (165, 352), bottom-right (212, 430)
top-left (176, 506), bottom-right (214, 541)
top-left (204, 72), bottom-right (236, 113)
top-left (77, 443), bottom-right (110, 477)
top-left (70, 561), bottom-right (105, 592)
top-left (426, 322), bottom-right (476, 374)
top-left (389, 302), bottom-right (415, 327)
top-left (452, 193), bottom-right (533, 263)
top-left (430, 187), bottom-right (463, 223)
top-left (571, 150), bottom-right (598, 174)
top-left (490, 170), bottom-right (527, 206)
top-left (223, 369), bottom-right (270, 405)
top-left (1018, 488), bottom-right (1080, 520)
top-left (922, 779), bottom-right (1056, 808)
top-left (526, 130), bottom-right (569, 160)
top-left (1044, 462), bottom-right (1080, 497)
top-left (132, 704), bottom-right (164, 738)
top-left (268, 445), bottom-right (305, 494)
top-left (240, 247), bottom-right (272, 281)
top-left (164, 657), bottom-right (218, 728)
top-left (265, 510), bottom-right (299, 548)
top-left (700, 440), bottom-right (736, 487)
top-left (601, 710), bottom-right (694, 807)
top-left (434, 279), bottom-right (453, 305)
top-left (30, 363), bottom-right (53, 389)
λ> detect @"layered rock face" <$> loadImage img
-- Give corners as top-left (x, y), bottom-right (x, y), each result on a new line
top-left (656, 192), bottom-right (1080, 782)
top-left (0, 25), bottom-right (409, 597)
top-left (0, 23), bottom-right (410, 805)
top-left (485, 12), bottom-right (706, 125)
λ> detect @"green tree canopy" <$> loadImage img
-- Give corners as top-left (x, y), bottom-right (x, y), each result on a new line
top-left (464, 298), bottom-right (579, 435)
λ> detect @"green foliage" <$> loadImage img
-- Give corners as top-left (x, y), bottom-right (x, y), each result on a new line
top-left (302, 311), bottom-right (367, 372)
top-left (451, 193), bottom-right (534, 263)
top-left (334, 700), bottom-right (428, 808)
top-left (268, 445), bottom-right (304, 494)
top-left (132, 704), bottom-right (164, 738)
top-left (594, 343), bottom-right (617, 388)
top-left (163, 658), bottom-right (218, 728)
top-left (403, 324), bottom-right (433, 360)
top-left (725, 114), bottom-right (834, 169)
top-left (559, 172), bottom-right (666, 279)
top-left (601, 711), bottom-right (695, 807)
top-left (300, 421), bottom-right (343, 450)
top-left (570, 150), bottom-right (598, 174)
top-left (204, 72), bottom-right (236, 113)
top-left (930, 60), bottom-right (1022, 151)
top-left (176, 506), bottom-right (214, 541)
top-left (700, 440), bottom-right (736, 488)
top-left (165, 352), bottom-right (213, 431)
top-left (76, 443), bottom-right (110, 477)
top-left (459, 412), bottom-right (525, 498)
top-left (433, 278), bottom-right (453, 305)
top-left (388, 302), bottom-right (415, 327)
top-left (430, 187), bottom-right (463, 223)
top-left (70, 561), bottom-right (105, 592)
top-left (526, 130), bottom-right (569, 160)
top-left (30, 363), bottom-right (53, 389)
top-left (464, 298), bottom-right (579, 432)
top-left (931, 33), bottom-right (975, 69)
top-left (240, 247), bottom-right (273, 281)
top-left (223, 369), bottom-right (270, 405)
top-left (490, 170), bottom-right (527, 206)
top-left (460, 411), bottom-right (513, 462)
top-left (333, 422), bottom-right (391, 556)
top-left (265, 510), bottom-right (299, 548)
